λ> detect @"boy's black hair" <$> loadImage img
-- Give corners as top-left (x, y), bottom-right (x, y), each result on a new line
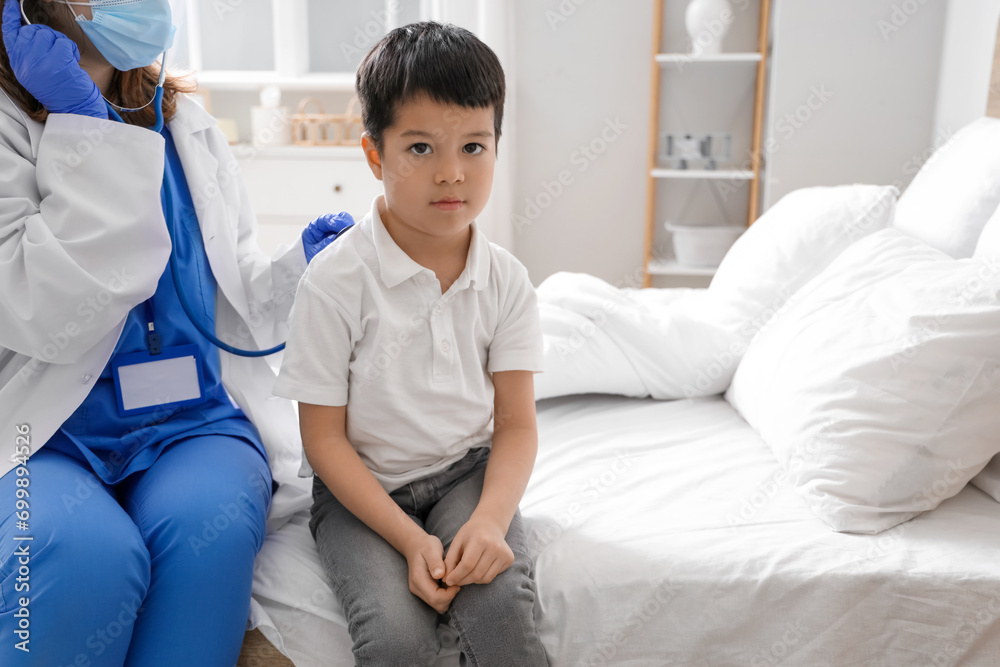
top-left (356, 21), bottom-right (505, 154)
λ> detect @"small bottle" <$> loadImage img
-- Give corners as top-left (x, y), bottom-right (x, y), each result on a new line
top-left (250, 85), bottom-right (293, 147)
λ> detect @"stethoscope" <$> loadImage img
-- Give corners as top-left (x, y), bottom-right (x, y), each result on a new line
top-left (106, 78), bottom-right (287, 358)
top-left (21, 2), bottom-right (284, 357)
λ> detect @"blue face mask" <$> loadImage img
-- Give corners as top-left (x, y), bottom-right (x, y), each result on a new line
top-left (65, 0), bottom-right (176, 72)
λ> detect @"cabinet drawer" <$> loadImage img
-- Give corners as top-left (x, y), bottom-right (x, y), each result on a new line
top-left (237, 156), bottom-right (381, 221)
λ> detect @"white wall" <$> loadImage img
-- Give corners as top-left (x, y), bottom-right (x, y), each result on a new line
top-left (512, 0), bottom-right (655, 287)
top-left (511, 0), bottom-right (990, 286)
top-left (762, 0), bottom-right (947, 207)
top-left (932, 0), bottom-right (1000, 142)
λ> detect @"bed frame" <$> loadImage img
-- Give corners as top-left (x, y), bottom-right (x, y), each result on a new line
top-left (237, 627), bottom-right (292, 667)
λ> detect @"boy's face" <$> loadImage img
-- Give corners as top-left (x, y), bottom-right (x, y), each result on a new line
top-left (363, 95), bottom-right (496, 245)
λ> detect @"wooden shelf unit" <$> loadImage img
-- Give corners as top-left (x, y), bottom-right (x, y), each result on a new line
top-left (642, 0), bottom-right (773, 286)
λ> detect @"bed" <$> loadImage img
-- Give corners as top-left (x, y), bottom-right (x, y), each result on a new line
top-left (244, 391), bottom-right (1000, 666)
top-left (237, 20), bottom-right (1000, 667)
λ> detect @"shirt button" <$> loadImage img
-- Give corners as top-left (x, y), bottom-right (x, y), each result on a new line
top-left (440, 339), bottom-right (451, 353)
top-left (81, 374), bottom-right (93, 383)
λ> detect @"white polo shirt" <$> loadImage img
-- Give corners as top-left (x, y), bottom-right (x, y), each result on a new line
top-left (273, 196), bottom-right (544, 491)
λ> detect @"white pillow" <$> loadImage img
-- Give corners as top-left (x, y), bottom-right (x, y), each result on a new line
top-left (710, 184), bottom-right (897, 337)
top-left (974, 202), bottom-right (1000, 258)
top-left (704, 184), bottom-right (896, 389)
top-left (969, 206), bottom-right (1000, 503)
top-left (726, 228), bottom-right (1000, 534)
top-left (895, 117), bottom-right (1000, 258)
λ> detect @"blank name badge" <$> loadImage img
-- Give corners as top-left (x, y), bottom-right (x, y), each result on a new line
top-left (111, 344), bottom-right (207, 417)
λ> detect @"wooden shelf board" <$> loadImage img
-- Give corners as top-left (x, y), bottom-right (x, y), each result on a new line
top-left (647, 258), bottom-right (717, 277)
top-left (655, 53), bottom-right (762, 64)
top-left (651, 168), bottom-right (754, 180)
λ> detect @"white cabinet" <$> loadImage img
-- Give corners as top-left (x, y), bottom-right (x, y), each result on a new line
top-left (237, 147), bottom-right (382, 257)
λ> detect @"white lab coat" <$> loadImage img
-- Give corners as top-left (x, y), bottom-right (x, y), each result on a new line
top-left (0, 92), bottom-right (308, 507)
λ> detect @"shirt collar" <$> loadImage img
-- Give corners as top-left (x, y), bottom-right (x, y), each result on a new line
top-left (370, 196), bottom-right (490, 291)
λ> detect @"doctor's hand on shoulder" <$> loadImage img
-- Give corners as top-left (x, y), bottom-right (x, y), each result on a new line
top-left (303, 211), bottom-right (355, 263)
top-left (1, 0), bottom-right (106, 118)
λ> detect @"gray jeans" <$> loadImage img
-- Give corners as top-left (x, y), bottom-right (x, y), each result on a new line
top-left (310, 446), bottom-right (550, 667)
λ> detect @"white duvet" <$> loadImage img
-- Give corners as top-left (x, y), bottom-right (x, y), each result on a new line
top-left (534, 273), bottom-right (738, 401)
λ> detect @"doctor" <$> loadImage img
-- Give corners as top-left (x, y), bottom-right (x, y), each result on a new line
top-left (0, 1), bottom-right (352, 665)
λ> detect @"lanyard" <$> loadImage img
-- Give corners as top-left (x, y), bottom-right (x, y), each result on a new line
top-left (144, 296), bottom-right (162, 355)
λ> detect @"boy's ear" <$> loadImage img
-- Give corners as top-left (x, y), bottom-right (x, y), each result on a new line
top-left (361, 133), bottom-right (383, 181)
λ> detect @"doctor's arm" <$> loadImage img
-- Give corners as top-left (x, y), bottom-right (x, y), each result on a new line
top-left (298, 402), bottom-right (461, 613)
top-left (0, 103), bottom-right (169, 363)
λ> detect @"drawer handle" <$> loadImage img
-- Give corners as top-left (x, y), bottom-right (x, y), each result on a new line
top-left (333, 184), bottom-right (343, 193)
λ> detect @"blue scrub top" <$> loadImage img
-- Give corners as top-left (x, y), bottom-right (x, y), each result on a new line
top-left (47, 126), bottom-right (266, 484)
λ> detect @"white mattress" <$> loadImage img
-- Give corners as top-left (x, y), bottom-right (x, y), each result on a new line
top-left (251, 394), bottom-right (1000, 666)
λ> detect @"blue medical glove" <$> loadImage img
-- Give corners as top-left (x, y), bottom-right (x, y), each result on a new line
top-left (303, 212), bottom-right (355, 263)
top-left (2, 0), bottom-right (107, 119)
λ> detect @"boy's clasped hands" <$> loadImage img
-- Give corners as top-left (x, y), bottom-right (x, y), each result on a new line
top-left (403, 513), bottom-right (515, 614)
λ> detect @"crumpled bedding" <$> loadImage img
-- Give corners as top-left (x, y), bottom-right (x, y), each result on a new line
top-left (534, 273), bottom-right (739, 401)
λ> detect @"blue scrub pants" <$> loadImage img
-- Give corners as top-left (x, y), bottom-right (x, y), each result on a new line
top-left (0, 434), bottom-right (270, 667)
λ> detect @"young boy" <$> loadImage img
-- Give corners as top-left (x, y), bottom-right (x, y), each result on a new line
top-left (273, 22), bottom-right (550, 666)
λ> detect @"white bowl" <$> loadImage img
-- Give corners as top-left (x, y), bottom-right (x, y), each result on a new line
top-left (666, 222), bottom-right (744, 267)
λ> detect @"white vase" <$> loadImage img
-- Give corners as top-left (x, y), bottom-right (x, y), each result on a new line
top-left (685, 0), bottom-right (733, 56)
